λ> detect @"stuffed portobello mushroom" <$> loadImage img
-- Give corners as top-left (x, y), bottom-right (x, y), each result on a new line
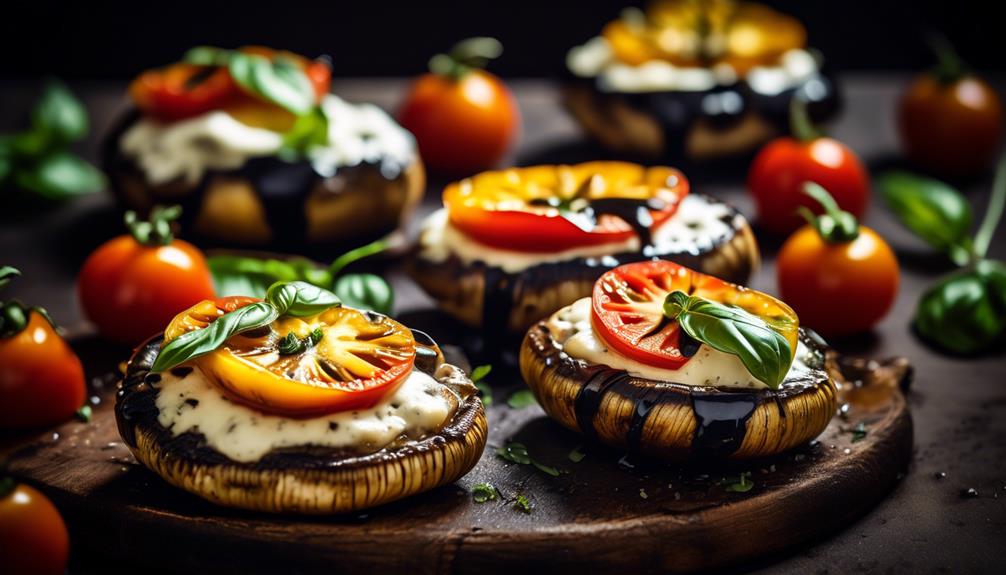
top-left (115, 283), bottom-right (487, 513)
top-left (564, 0), bottom-right (840, 160)
top-left (409, 161), bottom-right (759, 335)
top-left (104, 46), bottom-right (424, 249)
top-left (520, 260), bottom-right (837, 460)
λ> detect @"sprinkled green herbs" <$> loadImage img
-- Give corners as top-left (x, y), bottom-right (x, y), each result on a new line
top-left (724, 471), bottom-right (754, 493)
top-left (506, 389), bottom-right (538, 409)
top-left (277, 328), bottom-right (323, 355)
top-left (496, 441), bottom-right (562, 477)
top-left (75, 404), bottom-right (92, 423)
top-left (513, 494), bottom-right (533, 514)
top-left (472, 482), bottom-right (499, 504)
top-left (568, 445), bottom-right (586, 463)
top-left (851, 422), bottom-right (868, 443)
top-left (471, 364), bottom-right (493, 406)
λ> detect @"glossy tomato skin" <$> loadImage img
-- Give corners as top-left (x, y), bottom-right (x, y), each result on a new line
top-left (777, 225), bottom-right (899, 337)
top-left (0, 482), bottom-right (69, 575)
top-left (0, 312), bottom-right (86, 429)
top-left (748, 137), bottom-right (870, 236)
top-left (129, 64), bottom-right (239, 122)
top-left (398, 70), bottom-right (519, 175)
top-left (898, 74), bottom-right (1004, 177)
top-left (78, 236), bottom-right (215, 345)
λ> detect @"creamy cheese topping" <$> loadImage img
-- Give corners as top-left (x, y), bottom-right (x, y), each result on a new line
top-left (546, 297), bottom-right (812, 389)
top-left (567, 36), bottom-right (818, 95)
top-left (419, 194), bottom-right (738, 273)
top-left (120, 94), bottom-right (416, 186)
top-left (154, 367), bottom-right (455, 463)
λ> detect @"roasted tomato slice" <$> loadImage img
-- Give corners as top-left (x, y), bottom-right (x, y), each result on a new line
top-left (444, 162), bottom-right (688, 253)
top-left (129, 63), bottom-right (240, 122)
top-left (163, 297), bottom-right (416, 416)
top-left (591, 260), bottom-right (798, 370)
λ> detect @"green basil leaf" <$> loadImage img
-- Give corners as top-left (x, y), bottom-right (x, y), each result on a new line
top-left (229, 53), bottom-right (315, 116)
top-left (208, 255), bottom-right (329, 298)
top-left (334, 274), bottom-right (393, 315)
top-left (151, 302), bottom-right (278, 372)
top-left (15, 152), bottom-right (104, 199)
top-left (281, 105), bottom-right (329, 157)
top-left (877, 171), bottom-right (973, 263)
top-left (914, 260), bottom-right (1006, 354)
top-left (470, 364), bottom-right (492, 383)
top-left (183, 46), bottom-right (233, 67)
top-left (266, 280), bottom-right (341, 317)
top-left (32, 79), bottom-right (88, 144)
top-left (507, 389), bottom-right (539, 409)
top-left (664, 291), bottom-right (792, 389)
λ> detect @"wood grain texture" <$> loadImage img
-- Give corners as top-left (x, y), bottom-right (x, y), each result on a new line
top-left (5, 333), bottom-right (912, 574)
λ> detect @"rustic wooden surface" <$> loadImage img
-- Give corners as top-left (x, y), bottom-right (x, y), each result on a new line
top-left (1, 77), bottom-right (1005, 573)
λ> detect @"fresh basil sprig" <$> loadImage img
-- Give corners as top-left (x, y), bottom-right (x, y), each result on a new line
top-left (182, 46), bottom-right (318, 116)
top-left (663, 291), bottom-right (793, 389)
top-left (150, 281), bottom-right (342, 373)
top-left (0, 80), bottom-right (104, 201)
top-left (878, 157), bottom-right (1006, 354)
top-left (208, 238), bottom-right (394, 315)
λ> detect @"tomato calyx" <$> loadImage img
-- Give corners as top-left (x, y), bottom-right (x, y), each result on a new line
top-left (0, 266), bottom-right (55, 338)
top-left (927, 34), bottom-right (967, 86)
top-left (124, 204), bottom-right (182, 247)
top-left (428, 37), bottom-right (503, 80)
top-left (799, 182), bottom-right (860, 243)
top-left (789, 96), bottom-right (823, 143)
top-left (0, 476), bottom-right (14, 499)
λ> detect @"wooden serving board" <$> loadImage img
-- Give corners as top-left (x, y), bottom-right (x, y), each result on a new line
top-left (4, 328), bottom-right (913, 575)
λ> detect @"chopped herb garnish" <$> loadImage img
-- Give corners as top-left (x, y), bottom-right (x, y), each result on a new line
top-left (471, 364), bottom-right (492, 382)
top-left (639, 488), bottom-right (648, 499)
top-left (724, 471), bottom-right (754, 493)
top-left (531, 461), bottom-right (561, 477)
top-left (513, 494), bottom-right (533, 514)
top-left (496, 441), bottom-right (564, 477)
top-left (472, 482), bottom-right (499, 503)
top-left (851, 421), bottom-right (868, 443)
top-left (568, 445), bottom-right (586, 463)
top-left (506, 389), bottom-right (538, 409)
top-left (76, 404), bottom-right (92, 423)
top-left (471, 364), bottom-right (493, 406)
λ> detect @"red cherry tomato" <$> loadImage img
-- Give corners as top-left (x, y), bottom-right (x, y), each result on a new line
top-left (444, 162), bottom-right (688, 252)
top-left (129, 63), bottom-right (239, 122)
top-left (0, 311), bottom-right (86, 429)
top-left (399, 69), bottom-right (519, 175)
top-left (78, 209), bottom-right (215, 345)
top-left (748, 137), bottom-right (870, 236)
top-left (899, 73), bottom-right (1003, 177)
top-left (0, 481), bottom-right (69, 575)
top-left (777, 207), bottom-right (899, 338)
top-left (592, 260), bottom-right (798, 369)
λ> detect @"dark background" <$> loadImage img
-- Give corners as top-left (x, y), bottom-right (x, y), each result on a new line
top-left (1, 0), bottom-right (1002, 80)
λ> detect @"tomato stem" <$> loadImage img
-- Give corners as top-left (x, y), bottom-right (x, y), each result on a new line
top-left (973, 154), bottom-right (1006, 259)
top-left (927, 33), bottom-right (966, 85)
top-left (125, 204), bottom-right (182, 247)
top-left (327, 238), bottom-right (390, 279)
top-left (429, 37), bottom-right (503, 80)
top-left (801, 182), bottom-right (860, 243)
top-left (0, 476), bottom-right (15, 499)
top-left (788, 96), bottom-right (822, 142)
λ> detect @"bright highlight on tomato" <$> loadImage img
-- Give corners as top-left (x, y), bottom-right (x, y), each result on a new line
top-left (592, 260), bottom-right (798, 370)
top-left (444, 162), bottom-right (689, 253)
top-left (164, 297), bottom-right (417, 416)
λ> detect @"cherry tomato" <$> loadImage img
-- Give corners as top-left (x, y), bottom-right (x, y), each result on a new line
top-left (444, 162), bottom-right (688, 253)
top-left (78, 207), bottom-right (215, 346)
top-left (130, 63), bottom-right (239, 122)
top-left (898, 73), bottom-right (1003, 177)
top-left (163, 297), bottom-right (416, 415)
top-left (0, 480), bottom-right (69, 575)
top-left (592, 260), bottom-right (798, 369)
top-left (398, 38), bottom-right (519, 175)
top-left (777, 185), bottom-right (899, 337)
top-left (748, 136), bottom-right (870, 236)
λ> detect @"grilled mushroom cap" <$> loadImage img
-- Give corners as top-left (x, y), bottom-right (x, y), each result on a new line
top-left (520, 323), bottom-right (837, 460)
top-left (408, 194), bottom-right (759, 335)
top-left (103, 111), bottom-right (425, 248)
top-left (115, 334), bottom-right (487, 514)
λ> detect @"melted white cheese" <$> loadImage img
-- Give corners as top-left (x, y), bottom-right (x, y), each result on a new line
top-left (155, 367), bottom-right (454, 463)
top-left (567, 35), bottom-right (818, 94)
top-left (418, 194), bottom-right (739, 273)
top-left (546, 297), bottom-right (812, 389)
top-left (120, 94), bottom-right (416, 186)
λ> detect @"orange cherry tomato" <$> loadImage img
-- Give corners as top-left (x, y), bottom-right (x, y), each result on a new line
top-left (78, 209), bottom-right (215, 346)
top-left (129, 63), bottom-right (239, 122)
top-left (777, 224), bottom-right (899, 337)
top-left (163, 297), bottom-right (417, 416)
top-left (0, 311), bottom-right (86, 429)
top-left (748, 136), bottom-right (870, 235)
top-left (444, 162), bottom-right (688, 253)
top-left (399, 69), bottom-right (519, 175)
top-left (592, 260), bottom-right (798, 370)
top-left (0, 481), bottom-right (69, 575)
top-left (898, 73), bottom-right (1003, 177)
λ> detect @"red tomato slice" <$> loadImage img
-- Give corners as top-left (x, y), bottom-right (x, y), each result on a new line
top-left (591, 260), bottom-right (799, 370)
top-left (444, 162), bottom-right (688, 253)
top-left (129, 63), bottom-right (240, 122)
